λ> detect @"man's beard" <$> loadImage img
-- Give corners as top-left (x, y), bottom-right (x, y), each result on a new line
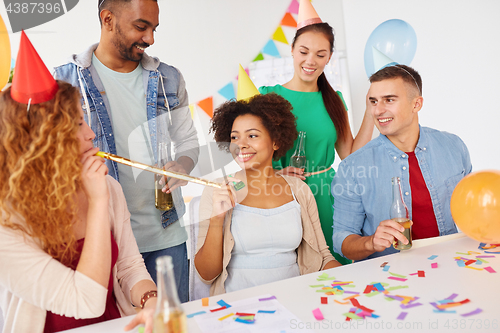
top-left (112, 23), bottom-right (148, 62)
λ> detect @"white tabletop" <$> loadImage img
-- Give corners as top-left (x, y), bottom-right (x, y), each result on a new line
top-left (63, 234), bottom-right (500, 333)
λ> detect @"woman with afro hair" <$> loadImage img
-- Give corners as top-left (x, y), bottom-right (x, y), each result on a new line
top-left (194, 93), bottom-right (340, 296)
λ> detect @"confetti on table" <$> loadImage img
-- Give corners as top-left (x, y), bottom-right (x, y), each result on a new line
top-left (218, 313), bottom-right (234, 321)
top-left (217, 300), bottom-right (232, 308)
top-left (433, 309), bottom-right (456, 313)
top-left (235, 318), bottom-right (255, 324)
top-left (343, 291), bottom-right (360, 295)
top-left (344, 312), bottom-right (362, 320)
top-left (445, 293), bottom-right (458, 300)
top-left (380, 262), bottom-right (389, 267)
top-left (343, 294), bottom-right (361, 300)
top-left (385, 285), bottom-right (409, 292)
top-left (365, 291), bottom-right (381, 297)
top-left (363, 285), bottom-right (374, 294)
top-left (321, 297), bottom-right (328, 304)
top-left (259, 296), bottom-right (277, 302)
top-left (383, 265), bottom-right (390, 272)
top-left (350, 298), bottom-right (361, 307)
top-left (484, 250), bottom-right (500, 254)
top-left (461, 308), bottom-right (483, 317)
top-left (389, 272), bottom-right (407, 278)
top-left (335, 300), bottom-right (350, 305)
top-left (235, 313), bottom-right (255, 317)
top-left (210, 306), bottom-right (227, 312)
top-left (397, 312), bottom-right (408, 320)
top-left (465, 266), bottom-right (483, 271)
top-left (309, 284), bottom-right (325, 288)
top-left (484, 266), bottom-right (497, 273)
top-left (476, 255), bottom-right (495, 258)
top-left (372, 283), bottom-right (385, 291)
top-left (464, 260), bottom-right (476, 266)
top-left (257, 310), bottom-right (276, 314)
top-left (187, 311), bottom-right (206, 318)
top-left (468, 251), bottom-right (481, 255)
top-left (409, 272), bottom-right (418, 276)
top-left (428, 255), bottom-right (438, 260)
top-left (312, 308), bottom-right (324, 320)
top-left (431, 262), bottom-right (438, 269)
top-left (238, 315), bottom-right (255, 321)
top-left (418, 270), bottom-right (425, 277)
top-left (201, 298), bottom-right (209, 307)
top-left (457, 260), bottom-right (466, 267)
top-left (388, 276), bottom-right (408, 282)
top-left (401, 302), bottom-right (423, 309)
top-left (456, 252), bottom-right (469, 255)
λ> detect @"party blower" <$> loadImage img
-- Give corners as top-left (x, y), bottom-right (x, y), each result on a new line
top-left (95, 151), bottom-right (227, 189)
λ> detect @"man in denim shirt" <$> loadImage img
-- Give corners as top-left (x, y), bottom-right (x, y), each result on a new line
top-left (332, 65), bottom-right (471, 261)
top-left (54, 0), bottom-right (199, 302)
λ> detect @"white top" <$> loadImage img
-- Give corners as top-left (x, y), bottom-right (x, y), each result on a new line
top-left (224, 197), bottom-right (302, 293)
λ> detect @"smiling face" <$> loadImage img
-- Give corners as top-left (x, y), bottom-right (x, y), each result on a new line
top-left (368, 77), bottom-right (423, 147)
top-left (291, 30), bottom-right (332, 85)
top-left (230, 114), bottom-right (277, 171)
top-left (108, 0), bottom-right (159, 62)
top-left (76, 103), bottom-right (96, 155)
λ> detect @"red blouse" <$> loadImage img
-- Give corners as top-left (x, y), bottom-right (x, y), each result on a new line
top-left (44, 233), bottom-right (121, 333)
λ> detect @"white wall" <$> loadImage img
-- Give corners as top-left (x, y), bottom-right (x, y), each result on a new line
top-left (1, 0), bottom-right (498, 173)
top-left (343, 0), bottom-right (500, 171)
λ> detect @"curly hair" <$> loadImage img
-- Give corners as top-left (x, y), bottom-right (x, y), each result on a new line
top-left (0, 81), bottom-right (83, 265)
top-left (210, 93), bottom-right (298, 161)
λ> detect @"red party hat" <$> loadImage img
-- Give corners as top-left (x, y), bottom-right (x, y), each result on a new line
top-left (11, 31), bottom-right (58, 105)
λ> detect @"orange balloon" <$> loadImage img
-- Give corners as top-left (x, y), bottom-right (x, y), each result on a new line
top-left (0, 14), bottom-right (11, 91)
top-left (450, 170), bottom-right (500, 243)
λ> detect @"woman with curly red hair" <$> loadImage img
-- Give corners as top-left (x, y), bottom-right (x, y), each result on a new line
top-left (194, 93), bottom-right (340, 296)
top-left (0, 33), bottom-right (156, 333)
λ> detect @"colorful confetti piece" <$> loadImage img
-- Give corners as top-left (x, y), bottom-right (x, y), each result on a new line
top-left (418, 271), bottom-right (425, 277)
top-left (484, 266), bottom-right (497, 273)
top-left (259, 296), bottom-right (277, 302)
top-left (218, 313), bottom-right (234, 321)
top-left (187, 311), bottom-right (206, 318)
top-left (428, 255), bottom-right (438, 260)
top-left (397, 312), bottom-right (408, 320)
top-left (388, 276), bottom-right (408, 282)
top-left (201, 298), bottom-right (209, 307)
top-left (461, 308), bottom-right (483, 317)
top-left (321, 297), bottom-right (328, 304)
top-left (312, 308), bottom-right (324, 320)
top-left (431, 262), bottom-right (438, 269)
top-left (217, 300), bottom-right (232, 308)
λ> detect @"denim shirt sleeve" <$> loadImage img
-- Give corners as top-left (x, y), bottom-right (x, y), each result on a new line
top-left (331, 159), bottom-right (367, 258)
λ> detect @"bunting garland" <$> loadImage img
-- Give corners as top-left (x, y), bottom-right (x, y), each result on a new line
top-left (193, 0), bottom-right (300, 118)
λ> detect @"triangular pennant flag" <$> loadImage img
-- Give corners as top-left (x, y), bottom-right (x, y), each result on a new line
top-left (197, 96), bottom-right (213, 118)
top-left (188, 104), bottom-right (195, 119)
top-left (281, 12), bottom-right (297, 27)
top-left (237, 64), bottom-right (260, 101)
top-left (372, 47), bottom-right (398, 72)
top-left (287, 0), bottom-right (299, 14)
top-left (262, 40), bottom-right (281, 58)
top-left (253, 53), bottom-right (265, 62)
top-left (218, 82), bottom-right (235, 101)
top-left (272, 26), bottom-right (288, 45)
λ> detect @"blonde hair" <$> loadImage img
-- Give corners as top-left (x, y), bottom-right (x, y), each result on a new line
top-left (0, 81), bottom-right (83, 264)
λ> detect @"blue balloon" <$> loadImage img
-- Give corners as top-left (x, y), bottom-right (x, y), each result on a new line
top-left (364, 19), bottom-right (417, 77)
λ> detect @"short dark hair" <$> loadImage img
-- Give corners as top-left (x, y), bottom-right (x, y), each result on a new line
top-left (98, 0), bottom-right (157, 25)
top-left (369, 64), bottom-right (422, 96)
top-left (210, 93), bottom-right (298, 161)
